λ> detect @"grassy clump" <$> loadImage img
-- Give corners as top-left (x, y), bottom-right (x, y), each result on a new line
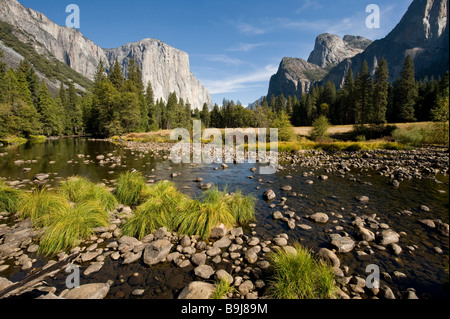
top-left (211, 278), bottom-right (235, 299)
top-left (224, 189), bottom-right (256, 225)
top-left (19, 187), bottom-right (70, 228)
top-left (121, 181), bottom-right (188, 239)
top-left (174, 186), bottom-right (256, 239)
top-left (122, 181), bottom-right (257, 240)
top-left (59, 176), bottom-right (117, 213)
top-left (114, 171), bottom-right (148, 206)
top-left (0, 181), bottom-right (23, 213)
top-left (38, 201), bottom-right (109, 255)
top-left (266, 243), bottom-right (337, 299)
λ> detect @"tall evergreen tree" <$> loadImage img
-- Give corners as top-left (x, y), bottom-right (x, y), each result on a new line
top-left (37, 81), bottom-right (63, 136)
top-left (108, 59), bottom-right (125, 91)
top-left (395, 55), bottom-right (417, 122)
top-left (200, 103), bottom-right (210, 128)
top-left (371, 58), bottom-right (389, 124)
top-left (355, 60), bottom-right (372, 125)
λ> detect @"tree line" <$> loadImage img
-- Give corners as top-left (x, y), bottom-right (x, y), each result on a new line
top-left (1, 51), bottom-right (448, 140)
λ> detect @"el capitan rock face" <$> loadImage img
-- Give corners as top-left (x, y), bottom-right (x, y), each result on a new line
top-left (0, 0), bottom-right (212, 109)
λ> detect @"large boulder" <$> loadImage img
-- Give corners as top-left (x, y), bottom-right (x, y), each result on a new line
top-left (143, 239), bottom-right (173, 266)
top-left (178, 282), bottom-right (216, 299)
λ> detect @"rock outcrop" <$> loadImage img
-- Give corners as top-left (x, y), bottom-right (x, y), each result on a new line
top-left (322, 0), bottom-right (449, 88)
top-left (0, 0), bottom-right (212, 109)
top-left (268, 35), bottom-right (370, 99)
top-left (267, 57), bottom-right (327, 99)
top-left (268, 0), bottom-right (448, 99)
top-left (307, 33), bottom-right (372, 68)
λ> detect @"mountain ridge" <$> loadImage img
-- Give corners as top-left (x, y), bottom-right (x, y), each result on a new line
top-left (0, 0), bottom-right (212, 109)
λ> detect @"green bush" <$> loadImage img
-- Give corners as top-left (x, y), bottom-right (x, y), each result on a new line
top-left (309, 116), bottom-right (331, 141)
top-left (266, 243), bottom-right (337, 299)
top-left (391, 125), bottom-right (427, 146)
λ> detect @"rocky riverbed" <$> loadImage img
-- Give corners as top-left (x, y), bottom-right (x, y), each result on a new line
top-left (0, 139), bottom-right (448, 299)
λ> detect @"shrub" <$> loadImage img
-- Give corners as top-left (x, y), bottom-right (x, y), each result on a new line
top-left (38, 200), bottom-right (109, 255)
top-left (309, 116), bottom-right (330, 141)
top-left (0, 181), bottom-right (23, 213)
top-left (114, 171), bottom-right (148, 206)
top-left (266, 243), bottom-right (337, 299)
top-left (271, 111), bottom-right (295, 142)
top-left (19, 187), bottom-right (70, 228)
top-left (392, 126), bottom-right (426, 146)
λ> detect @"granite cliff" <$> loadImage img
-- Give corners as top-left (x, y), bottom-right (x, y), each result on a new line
top-left (0, 0), bottom-right (212, 108)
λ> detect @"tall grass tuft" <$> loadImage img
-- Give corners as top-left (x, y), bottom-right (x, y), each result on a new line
top-left (211, 278), bottom-right (235, 299)
top-left (121, 181), bottom-right (188, 239)
top-left (114, 171), bottom-right (148, 206)
top-left (19, 187), bottom-right (70, 228)
top-left (174, 187), bottom-right (236, 239)
top-left (60, 176), bottom-right (117, 213)
top-left (224, 189), bottom-right (256, 225)
top-left (0, 181), bottom-right (23, 213)
top-left (266, 243), bottom-right (337, 299)
top-left (38, 200), bottom-right (109, 256)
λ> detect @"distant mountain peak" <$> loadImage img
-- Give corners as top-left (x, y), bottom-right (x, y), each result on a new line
top-left (307, 33), bottom-right (372, 68)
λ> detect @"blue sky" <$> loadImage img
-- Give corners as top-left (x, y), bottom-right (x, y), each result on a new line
top-left (19, 0), bottom-right (413, 106)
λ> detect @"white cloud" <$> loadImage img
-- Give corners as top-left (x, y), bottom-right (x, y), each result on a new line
top-left (295, 0), bottom-right (323, 14)
top-left (236, 22), bottom-right (267, 35)
top-left (227, 42), bottom-right (268, 52)
top-left (201, 64), bottom-right (278, 95)
top-left (202, 54), bottom-right (244, 66)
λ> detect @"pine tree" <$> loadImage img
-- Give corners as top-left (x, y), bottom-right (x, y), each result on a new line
top-left (343, 68), bottom-right (356, 124)
top-left (108, 59), bottom-right (125, 91)
top-left (37, 81), bottom-right (63, 136)
top-left (371, 58), bottom-right (389, 124)
top-left (200, 103), bottom-right (210, 128)
top-left (396, 55), bottom-right (417, 122)
top-left (0, 51), bottom-right (6, 103)
top-left (65, 82), bottom-right (83, 135)
top-left (355, 60), bottom-right (373, 125)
